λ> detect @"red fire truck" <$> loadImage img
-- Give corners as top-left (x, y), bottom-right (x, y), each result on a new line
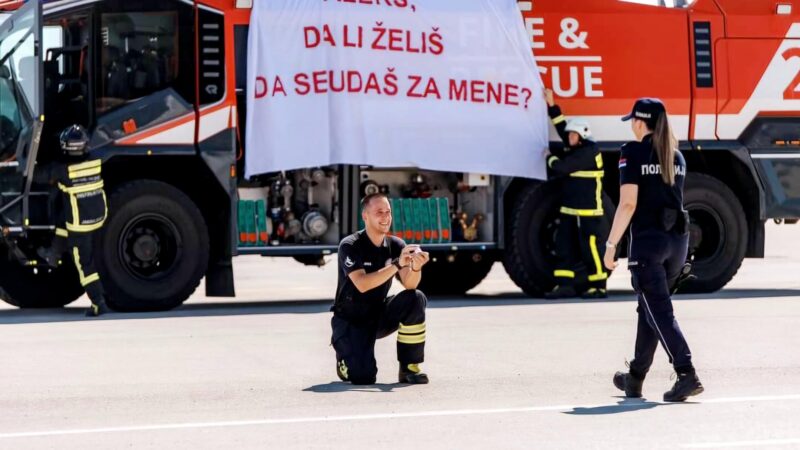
top-left (0, 0), bottom-right (797, 311)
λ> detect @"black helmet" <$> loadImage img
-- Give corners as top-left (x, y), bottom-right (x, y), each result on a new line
top-left (59, 125), bottom-right (90, 157)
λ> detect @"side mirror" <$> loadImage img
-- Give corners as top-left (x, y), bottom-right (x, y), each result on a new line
top-left (0, 66), bottom-right (10, 79)
top-left (59, 125), bottom-right (90, 155)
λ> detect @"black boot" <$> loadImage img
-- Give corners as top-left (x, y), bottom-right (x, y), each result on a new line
top-left (399, 364), bottom-right (429, 384)
top-left (581, 287), bottom-right (608, 299)
top-left (663, 371), bottom-right (704, 402)
top-left (613, 371), bottom-right (644, 398)
top-left (85, 298), bottom-right (111, 317)
top-left (545, 285), bottom-right (578, 300)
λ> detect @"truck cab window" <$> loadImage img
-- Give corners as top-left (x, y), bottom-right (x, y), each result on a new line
top-left (0, 66), bottom-right (22, 158)
top-left (43, 26), bottom-right (65, 74)
top-left (41, 13), bottom-right (91, 157)
top-left (98, 12), bottom-right (179, 113)
top-left (89, 9), bottom-right (195, 146)
top-left (0, 6), bottom-right (37, 160)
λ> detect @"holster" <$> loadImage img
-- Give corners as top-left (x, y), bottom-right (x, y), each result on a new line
top-left (670, 260), bottom-right (697, 295)
top-left (661, 209), bottom-right (690, 234)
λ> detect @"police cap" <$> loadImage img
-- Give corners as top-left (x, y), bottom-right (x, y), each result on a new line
top-left (621, 98), bottom-right (666, 127)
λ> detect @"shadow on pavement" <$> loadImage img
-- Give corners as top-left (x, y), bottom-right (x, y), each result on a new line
top-left (563, 397), bottom-right (680, 415)
top-left (1, 288), bottom-right (798, 325)
top-left (303, 381), bottom-right (410, 393)
top-left (434, 288), bottom-right (800, 305)
top-left (0, 300), bottom-right (333, 325)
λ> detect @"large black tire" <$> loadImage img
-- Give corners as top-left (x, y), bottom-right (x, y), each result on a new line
top-left (0, 254), bottom-right (84, 308)
top-left (97, 180), bottom-right (210, 312)
top-left (503, 182), bottom-right (615, 297)
top-left (417, 251), bottom-right (495, 296)
top-left (679, 173), bottom-right (747, 293)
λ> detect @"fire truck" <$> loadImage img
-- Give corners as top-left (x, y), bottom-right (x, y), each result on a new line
top-left (0, 0), bottom-right (797, 311)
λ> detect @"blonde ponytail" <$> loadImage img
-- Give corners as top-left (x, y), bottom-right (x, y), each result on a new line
top-left (653, 113), bottom-right (678, 185)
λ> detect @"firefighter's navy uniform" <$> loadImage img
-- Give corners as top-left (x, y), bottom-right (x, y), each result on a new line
top-left (55, 154), bottom-right (109, 316)
top-left (546, 104), bottom-right (609, 297)
top-left (331, 231), bottom-right (428, 385)
top-left (614, 98), bottom-right (702, 402)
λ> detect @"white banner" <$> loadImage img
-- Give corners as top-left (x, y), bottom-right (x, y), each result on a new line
top-left (245, 0), bottom-right (549, 180)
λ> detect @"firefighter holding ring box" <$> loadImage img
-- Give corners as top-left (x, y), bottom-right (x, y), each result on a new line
top-left (330, 193), bottom-right (431, 385)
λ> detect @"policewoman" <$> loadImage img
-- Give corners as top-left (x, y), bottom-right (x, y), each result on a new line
top-left (603, 99), bottom-right (703, 402)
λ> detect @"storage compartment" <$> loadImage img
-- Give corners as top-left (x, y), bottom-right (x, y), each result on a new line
top-left (236, 166), bottom-right (496, 253)
top-left (237, 167), bottom-right (341, 248)
top-left (358, 168), bottom-right (495, 245)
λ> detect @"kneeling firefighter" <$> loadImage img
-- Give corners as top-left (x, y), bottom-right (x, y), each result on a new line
top-left (543, 88), bottom-right (610, 299)
top-left (331, 193), bottom-right (431, 385)
top-left (55, 125), bottom-right (111, 317)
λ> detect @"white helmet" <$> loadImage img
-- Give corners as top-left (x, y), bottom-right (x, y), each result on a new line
top-left (565, 118), bottom-right (592, 140)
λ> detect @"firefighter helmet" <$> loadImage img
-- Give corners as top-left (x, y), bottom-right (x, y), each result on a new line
top-left (565, 118), bottom-right (592, 140)
top-left (59, 125), bottom-right (90, 157)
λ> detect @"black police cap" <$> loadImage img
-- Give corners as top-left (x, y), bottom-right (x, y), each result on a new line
top-left (621, 98), bottom-right (666, 123)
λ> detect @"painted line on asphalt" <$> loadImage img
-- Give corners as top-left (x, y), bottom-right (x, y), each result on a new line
top-left (1, 394), bottom-right (800, 439)
top-left (682, 438), bottom-right (800, 448)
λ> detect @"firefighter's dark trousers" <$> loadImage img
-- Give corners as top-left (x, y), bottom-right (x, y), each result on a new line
top-left (68, 232), bottom-right (105, 304)
top-left (331, 289), bottom-right (427, 385)
top-left (553, 214), bottom-right (609, 289)
top-left (628, 230), bottom-right (694, 377)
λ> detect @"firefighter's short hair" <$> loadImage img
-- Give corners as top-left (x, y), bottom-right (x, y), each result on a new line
top-left (361, 192), bottom-right (389, 210)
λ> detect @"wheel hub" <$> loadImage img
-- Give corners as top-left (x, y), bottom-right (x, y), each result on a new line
top-left (131, 228), bottom-right (160, 267)
top-left (687, 206), bottom-right (724, 261)
top-left (119, 214), bottom-right (182, 280)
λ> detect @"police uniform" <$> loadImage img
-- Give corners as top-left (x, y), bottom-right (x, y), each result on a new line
top-left (546, 104), bottom-right (609, 296)
top-left (54, 126), bottom-right (109, 316)
top-left (331, 231), bottom-right (428, 385)
top-left (614, 99), bottom-right (701, 401)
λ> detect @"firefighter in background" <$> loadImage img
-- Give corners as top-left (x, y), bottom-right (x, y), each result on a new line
top-left (56, 125), bottom-right (112, 317)
top-left (331, 193), bottom-right (430, 385)
top-left (543, 89), bottom-right (610, 300)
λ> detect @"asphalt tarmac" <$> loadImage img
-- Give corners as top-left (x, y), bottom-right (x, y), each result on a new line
top-left (1, 223), bottom-right (798, 449)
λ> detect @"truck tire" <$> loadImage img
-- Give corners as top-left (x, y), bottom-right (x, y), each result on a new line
top-left (503, 182), bottom-right (615, 297)
top-left (679, 173), bottom-right (747, 293)
top-left (0, 255), bottom-right (84, 308)
top-left (97, 180), bottom-right (210, 312)
top-left (417, 251), bottom-right (495, 296)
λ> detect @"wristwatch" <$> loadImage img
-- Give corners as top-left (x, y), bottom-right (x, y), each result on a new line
top-left (392, 258), bottom-right (404, 270)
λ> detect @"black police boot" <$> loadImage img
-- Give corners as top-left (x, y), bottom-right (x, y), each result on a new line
top-left (336, 359), bottom-right (349, 382)
top-left (85, 298), bottom-right (111, 317)
top-left (663, 371), bottom-right (704, 402)
top-left (581, 287), bottom-right (608, 299)
top-left (545, 285), bottom-right (578, 300)
top-left (613, 371), bottom-right (644, 398)
top-left (399, 364), bottom-right (429, 384)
